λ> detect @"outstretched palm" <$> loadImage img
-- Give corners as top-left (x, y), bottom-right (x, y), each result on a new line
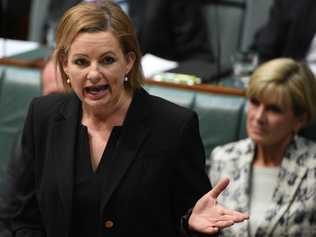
top-left (189, 178), bottom-right (249, 234)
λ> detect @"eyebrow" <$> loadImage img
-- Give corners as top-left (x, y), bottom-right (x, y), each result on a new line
top-left (72, 51), bottom-right (116, 58)
top-left (72, 54), bottom-right (88, 58)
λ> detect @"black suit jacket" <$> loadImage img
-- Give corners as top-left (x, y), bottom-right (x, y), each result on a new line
top-left (7, 89), bottom-right (211, 237)
top-left (252, 0), bottom-right (316, 62)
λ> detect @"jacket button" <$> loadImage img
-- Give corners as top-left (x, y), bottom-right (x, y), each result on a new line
top-left (104, 220), bottom-right (114, 229)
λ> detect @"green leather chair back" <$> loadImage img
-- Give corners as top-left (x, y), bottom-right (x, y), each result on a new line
top-left (192, 92), bottom-right (245, 157)
top-left (146, 85), bottom-right (195, 108)
top-left (146, 85), bottom-right (246, 157)
top-left (238, 100), bottom-right (248, 139)
top-left (0, 66), bottom-right (41, 178)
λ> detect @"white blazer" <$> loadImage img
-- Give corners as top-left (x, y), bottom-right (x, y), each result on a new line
top-left (209, 136), bottom-right (316, 237)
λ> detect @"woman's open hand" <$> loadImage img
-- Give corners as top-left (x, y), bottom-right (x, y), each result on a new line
top-left (188, 178), bottom-right (249, 234)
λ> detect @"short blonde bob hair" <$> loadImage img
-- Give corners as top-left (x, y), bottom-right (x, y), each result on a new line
top-left (247, 58), bottom-right (316, 125)
top-left (55, 1), bottom-right (144, 92)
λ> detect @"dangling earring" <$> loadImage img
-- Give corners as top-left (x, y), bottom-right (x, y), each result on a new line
top-left (124, 75), bottom-right (128, 82)
top-left (66, 76), bottom-right (71, 85)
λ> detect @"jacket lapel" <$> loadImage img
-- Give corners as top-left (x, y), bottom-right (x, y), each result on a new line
top-left (236, 140), bottom-right (254, 236)
top-left (49, 89), bottom-right (151, 226)
top-left (51, 93), bottom-right (81, 233)
top-left (100, 89), bottom-right (150, 211)
top-left (215, 139), bottom-right (254, 237)
top-left (257, 137), bottom-right (308, 236)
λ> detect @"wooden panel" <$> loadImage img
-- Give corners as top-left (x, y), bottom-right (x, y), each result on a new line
top-left (145, 79), bottom-right (245, 96)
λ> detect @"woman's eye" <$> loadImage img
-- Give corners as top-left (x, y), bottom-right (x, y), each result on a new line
top-left (267, 105), bottom-right (283, 113)
top-left (74, 58), bottom-right (87, 66)
top-left (250, 97), bottom-right (260, 106)
top-left (102, 56), bottom-right (115, 65)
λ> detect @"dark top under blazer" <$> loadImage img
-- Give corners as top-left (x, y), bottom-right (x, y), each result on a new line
top-left (8, 88), bottom-right (211, 237)
top-left (252, 0), bottom-right (316, 62)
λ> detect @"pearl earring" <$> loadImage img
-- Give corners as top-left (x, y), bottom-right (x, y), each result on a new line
top-left (124, 75), bottom-right (128, 82)
top-left (66, 75), bottom-right (71, 85)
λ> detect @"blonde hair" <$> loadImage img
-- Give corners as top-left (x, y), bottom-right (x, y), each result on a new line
top-left (55, 1), bottom-right (144, 92)
top-left (247, 58), bottom-right (316, 125)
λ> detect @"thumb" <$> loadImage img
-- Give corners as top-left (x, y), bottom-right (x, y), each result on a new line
top-left (209, 177), bottom-right (230, 199)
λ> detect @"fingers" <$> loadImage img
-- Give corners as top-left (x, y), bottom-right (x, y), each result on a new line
top-left (217, 213), bottom-right (248, 223)
top-left (217, 206), bottom-right (249, 223)
top-left (200, 219), bottom-right (234, 234)
top-left (214, 220), bottom-right (234, 228)
top-left (209, 177), bottom-right (230, 199)
top-left (222, 210), bottom-right (249, 222)
top-left (232, 211), bottom-right (249, 223)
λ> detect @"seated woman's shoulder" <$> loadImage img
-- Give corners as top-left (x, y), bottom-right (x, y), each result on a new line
top-left (211, 138), bottom-right (254, 162)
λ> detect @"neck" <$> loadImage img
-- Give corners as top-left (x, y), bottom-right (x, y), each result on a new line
top-left (254, 135), bottom-right (294, 167)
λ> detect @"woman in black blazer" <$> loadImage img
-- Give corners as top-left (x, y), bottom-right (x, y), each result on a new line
top-left (6, 2), bottom-right (247, 237)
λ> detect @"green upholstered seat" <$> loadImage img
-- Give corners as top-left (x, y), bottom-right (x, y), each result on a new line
top-left (238, 100), bottom-right (248, 140)
top-left (147, 85), bottom-right (195, 108)
top-left (0, 66), bottom-right (41, 178)
top-left (192, 92), bottom-right (245, 157)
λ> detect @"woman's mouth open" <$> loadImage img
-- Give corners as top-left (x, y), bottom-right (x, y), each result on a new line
top-left (84, 85), bottom-right (109, 100)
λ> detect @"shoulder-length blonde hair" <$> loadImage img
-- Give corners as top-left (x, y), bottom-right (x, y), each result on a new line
top-left (247, 58), bottom-right (316, 125)
top-left (54, 1), bottom-right (144, 92)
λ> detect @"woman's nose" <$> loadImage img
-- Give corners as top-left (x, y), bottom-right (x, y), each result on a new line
top-left (86, 64), bottom-right (101, 83)
top-left (255, 105), bottom-right (265, 121)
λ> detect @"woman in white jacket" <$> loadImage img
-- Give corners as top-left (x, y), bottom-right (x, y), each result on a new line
top-left (209, 58), bottom-right (316, 237)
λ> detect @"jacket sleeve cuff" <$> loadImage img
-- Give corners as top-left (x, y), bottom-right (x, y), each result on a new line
top-left (180, 208), bottom-right (219, 237)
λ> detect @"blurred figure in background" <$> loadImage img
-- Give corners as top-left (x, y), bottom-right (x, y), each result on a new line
top-left (252, 0), bottom-right (316, 75)
top-left (209, 58), bottom-right (316, 236)
top-left (0, 0), bottom-right (31, 40)
top-left (41, 0), bottom-right (214, 89)
top-left (44, 0), bottom-right (213, 62)
top-left (41, 53), bottom-right (64, 95)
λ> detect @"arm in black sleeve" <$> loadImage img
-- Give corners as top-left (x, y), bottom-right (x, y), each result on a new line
top-left (171, 112), bottom-right (216, 236)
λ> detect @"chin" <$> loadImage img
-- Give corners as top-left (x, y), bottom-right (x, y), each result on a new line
top-left (250, 136), bottom-right (275, 146)
top-left (84, 97), bottom-right (108, 108)
top-left (249, 132), bottom-right (266, 143)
